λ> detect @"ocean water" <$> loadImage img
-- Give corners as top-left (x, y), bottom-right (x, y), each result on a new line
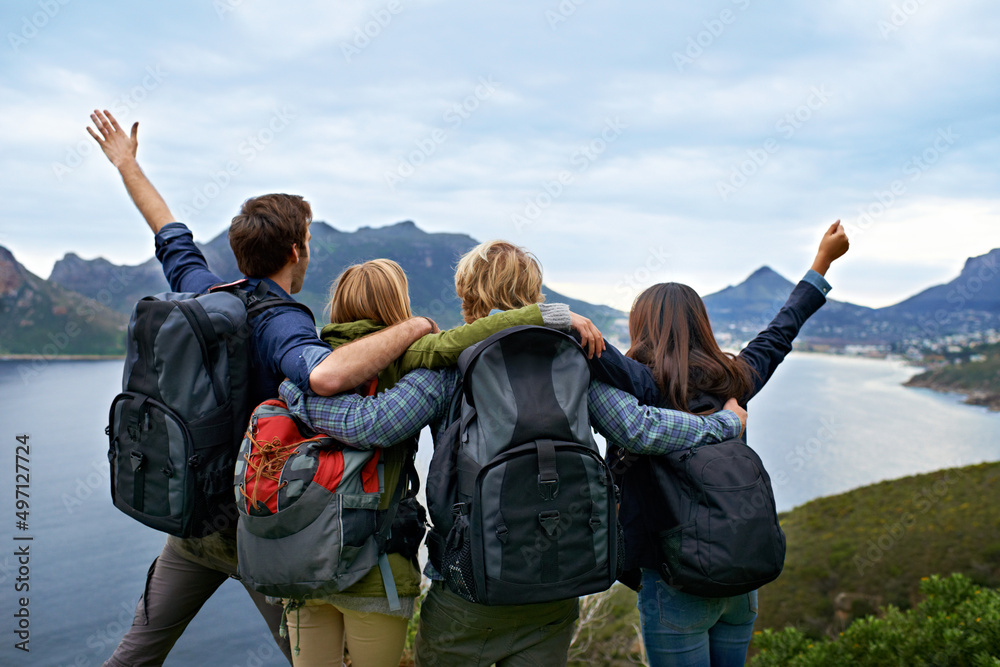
top-left (0, 353), bottom-right (997, 666)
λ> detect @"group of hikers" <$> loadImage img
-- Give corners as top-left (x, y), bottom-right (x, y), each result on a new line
top-left (88, 108), bottom-right (849, 667)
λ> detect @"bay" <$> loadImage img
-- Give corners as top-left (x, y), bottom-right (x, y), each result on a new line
top-left (0, 352), bottom-right (997, 665)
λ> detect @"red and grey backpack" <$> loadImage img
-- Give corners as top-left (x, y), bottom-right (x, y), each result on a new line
top-left (234, 397), bottom-right (417, 607)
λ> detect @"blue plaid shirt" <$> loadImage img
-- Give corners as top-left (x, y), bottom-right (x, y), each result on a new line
top-left (278, 369), bottom-right (741, 454)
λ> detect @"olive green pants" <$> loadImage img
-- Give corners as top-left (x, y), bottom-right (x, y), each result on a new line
top-left (414, 582), bottom-right (579, 667)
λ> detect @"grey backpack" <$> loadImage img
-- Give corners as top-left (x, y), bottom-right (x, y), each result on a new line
top-left (426, 326), bottom-right (621, 605)
top-left (107, 281), bottom-right (312, 538)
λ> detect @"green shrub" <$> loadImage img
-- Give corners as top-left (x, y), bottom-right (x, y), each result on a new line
top-left (751, 574), bottom-right (1000, 666)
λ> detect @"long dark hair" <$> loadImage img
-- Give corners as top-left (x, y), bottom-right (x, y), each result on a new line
top-left (627, 283), bottom-right (756, 413)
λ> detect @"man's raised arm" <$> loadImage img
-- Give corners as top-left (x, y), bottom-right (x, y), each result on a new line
top-left (87, 109), bottom-right (173, 234)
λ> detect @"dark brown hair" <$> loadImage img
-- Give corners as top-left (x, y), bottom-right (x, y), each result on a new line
top-left (228, 194), bottom-right (311, 278)
top-left (627, 283), bottom-right (756, 413)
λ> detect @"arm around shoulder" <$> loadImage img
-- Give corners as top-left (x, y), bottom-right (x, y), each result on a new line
top-left (398, 304), bottom-right (545, 373)
top-left (588, 381), bottom-right (741, 455)
top-left (281, 368), bottom-right (454, 448)
top-left (309, 317), bottom-right (434, 395)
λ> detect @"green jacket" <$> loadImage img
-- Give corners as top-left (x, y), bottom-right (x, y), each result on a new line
top-left (322, 304), bottom-right (546, 599)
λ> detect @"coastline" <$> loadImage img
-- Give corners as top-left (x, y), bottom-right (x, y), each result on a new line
top-left (904, 374), bottom-right (1000, 412)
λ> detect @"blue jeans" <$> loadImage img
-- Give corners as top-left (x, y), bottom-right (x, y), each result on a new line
top-left (637, 569), bottom-right (758, 667)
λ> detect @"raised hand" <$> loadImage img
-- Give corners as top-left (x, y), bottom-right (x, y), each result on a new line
top-left (85, 109), bottom-right (173, 233)
top-left (87, 109), bottom-right (138, 168)
top-left (811, 220), bottom-right (850, 276)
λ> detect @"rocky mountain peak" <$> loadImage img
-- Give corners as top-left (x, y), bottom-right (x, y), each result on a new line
top-left (0, 245), bottom-right (24, 295)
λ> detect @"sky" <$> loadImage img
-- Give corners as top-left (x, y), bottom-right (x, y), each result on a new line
top-left (1, 0), bottom-right (999, 311)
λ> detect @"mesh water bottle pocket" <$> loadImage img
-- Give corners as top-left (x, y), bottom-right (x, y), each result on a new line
top-left (441, 513), bottom-right (480, 603)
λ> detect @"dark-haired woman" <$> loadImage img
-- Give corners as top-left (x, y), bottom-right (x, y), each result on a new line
top-left (590, 221), bottom-right (850, 666)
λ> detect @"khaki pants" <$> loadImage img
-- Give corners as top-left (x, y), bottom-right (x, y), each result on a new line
top-left (284, 604), bottom-right (410, 667)
top-left (103, 538), bottom-right (292, 666)
top-left (414, 581), bottom-right (579, 667)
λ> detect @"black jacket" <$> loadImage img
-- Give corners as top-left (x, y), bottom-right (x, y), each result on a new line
top-left (588, 279), bottom-right (828, 576)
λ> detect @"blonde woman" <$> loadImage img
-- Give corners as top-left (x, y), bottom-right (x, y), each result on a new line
top-left (281, 257), bottom-right (596, 667)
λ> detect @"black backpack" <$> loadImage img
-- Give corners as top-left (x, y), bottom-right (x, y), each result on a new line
top-left (613, 393), bottom-right (785, 598)
top-left (107, 281), bottom-right (313, 538)
top-left (425, 326), bottom-right (621, 606)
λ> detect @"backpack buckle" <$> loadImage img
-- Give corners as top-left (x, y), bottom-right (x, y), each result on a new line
top-left (538, 510), bottom-right (561, 537)
top-left (538, 476), bottom-right (560, 501)
top-left (130, 451), bottom-right (145, 472)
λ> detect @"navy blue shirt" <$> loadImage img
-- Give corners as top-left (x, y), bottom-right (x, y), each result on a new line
top-left (154, 223), bottom-right (331, 405)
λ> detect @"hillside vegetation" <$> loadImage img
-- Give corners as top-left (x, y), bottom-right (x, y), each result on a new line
top-left (755, 462), bottom-right (1000, 639)
top-left (549, 462), bottom-right (1000, 664)
top-left (751, 573), bottom-right (1000, 665)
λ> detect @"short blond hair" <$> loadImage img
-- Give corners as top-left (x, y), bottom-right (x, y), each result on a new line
top-left (454, 240), bottom-right (544, 323)
top-left (328, 259), bottom-right (412, 326)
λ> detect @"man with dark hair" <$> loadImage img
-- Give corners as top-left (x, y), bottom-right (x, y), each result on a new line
top-left (88, 108), bottom-right (437, 666)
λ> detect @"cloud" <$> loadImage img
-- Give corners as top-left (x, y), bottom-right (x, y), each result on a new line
top-left (1, 0), bottom-right (999, 311)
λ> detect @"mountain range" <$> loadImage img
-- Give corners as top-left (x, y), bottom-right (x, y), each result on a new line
top-left (703, 249), bottom-right (1000, 346)
top-left (3, 220), bottom-right (1000, 355)
top-left (0, 246), bottom-right (128, 357)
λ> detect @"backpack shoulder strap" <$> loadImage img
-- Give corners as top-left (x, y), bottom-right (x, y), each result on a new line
top-left (373, 443), bottom-right (415, 612)
top-left (211, 280), bottom-right (315, 322)
top-left (174, 298), bottom-right (227, 408)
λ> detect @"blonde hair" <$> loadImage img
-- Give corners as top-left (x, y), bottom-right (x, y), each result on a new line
top-left (328, 259), bottom-right (412, 326)
top-left (454, 240), bottom-right (544, 323)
